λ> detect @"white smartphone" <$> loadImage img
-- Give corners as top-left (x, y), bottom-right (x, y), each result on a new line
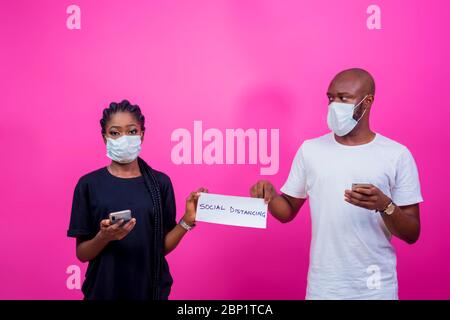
top-left (109, 209), bottom-right (132, 225)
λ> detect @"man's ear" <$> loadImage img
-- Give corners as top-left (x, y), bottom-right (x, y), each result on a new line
top-left (365, 94), bottom-right (374, 108)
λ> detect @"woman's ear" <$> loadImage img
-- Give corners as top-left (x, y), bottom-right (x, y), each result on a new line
top-left (140, 131), bottom-right (145, 143)
top-left (102, 134), bottom-right (107, 144)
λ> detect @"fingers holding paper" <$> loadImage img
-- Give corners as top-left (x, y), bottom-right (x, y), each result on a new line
top-left (183, 187), bottom-right (209, 226)
top-left (250, 180), bottom-right (276, 204)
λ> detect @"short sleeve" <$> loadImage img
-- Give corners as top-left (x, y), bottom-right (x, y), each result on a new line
top-left (280, 144), bottom-right (308, 199)
top-left (161, 176), bottom-right (177, 235)
top-left (67, 178), bottom-right (96, 238)
top-left (391, 148), bottom-right (423, 206)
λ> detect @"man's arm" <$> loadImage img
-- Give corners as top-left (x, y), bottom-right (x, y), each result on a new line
top-left (250, 180), bottom-right (306, 223)
top-left (345, 186), bottom-right (420, 244)
top-left (381, 204), bottom-right (420, 244)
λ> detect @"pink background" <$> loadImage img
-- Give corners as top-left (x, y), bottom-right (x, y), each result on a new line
top-left (1, 0), bottom-right (449, 299)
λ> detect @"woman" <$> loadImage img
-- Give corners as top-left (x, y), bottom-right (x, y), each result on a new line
top-left (67, 99), bottom-right (206, 300)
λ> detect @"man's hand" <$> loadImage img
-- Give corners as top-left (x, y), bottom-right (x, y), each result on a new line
top-left (344, 184), bottom-right (391, 211)
top-left (250, 180), bottom-right (277, 204)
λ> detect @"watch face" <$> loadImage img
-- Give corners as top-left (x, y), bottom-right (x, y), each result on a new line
top-left (385, 203), bottom-right (395, 215)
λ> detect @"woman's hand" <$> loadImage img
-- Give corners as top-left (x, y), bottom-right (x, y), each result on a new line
top-left (183, 187), bottom-right (208, 226)
top-left (98, 218), bottom-right (137, 242)
top-left (76, 218), bottom-right (137, 262)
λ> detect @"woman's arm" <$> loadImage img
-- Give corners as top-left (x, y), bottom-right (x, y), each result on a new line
top-left (76, 233), bottom-right (109, 263)
top-left (164, 188), bottom-right (207, 255)
top-left (76, 218), bottom-right (136, 262)
top-left (164, 224), bottom-right (189, 255)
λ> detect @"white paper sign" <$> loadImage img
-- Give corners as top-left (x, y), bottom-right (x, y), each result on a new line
top-left (196, 193), bottom-right (268, 229)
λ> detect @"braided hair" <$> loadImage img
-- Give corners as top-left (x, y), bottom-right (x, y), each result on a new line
top-left (100, 99), bottom-right (146, 136)
top-left (100, 100), bottom-right (164, 300)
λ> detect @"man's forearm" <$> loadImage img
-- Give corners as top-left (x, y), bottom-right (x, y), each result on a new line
top-left (382, 206), bottom-right (420, 244)
top-left (268, 194), bottom-right (297, 223)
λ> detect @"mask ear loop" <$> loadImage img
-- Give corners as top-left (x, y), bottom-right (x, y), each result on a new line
top-left (353, 94), bottom-right (369, 122)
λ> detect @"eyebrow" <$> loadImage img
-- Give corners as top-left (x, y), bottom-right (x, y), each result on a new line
top-left (327, 92), bottom-right (354, 96)
top-left (109, 124), bottom-right (138, 129)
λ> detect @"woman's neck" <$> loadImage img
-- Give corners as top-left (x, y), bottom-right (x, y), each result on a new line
top-left (107, 159), bottom-right (141, 178)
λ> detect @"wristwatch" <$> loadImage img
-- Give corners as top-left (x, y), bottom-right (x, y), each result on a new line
top-left (179, 218), bottom-right (196, 231)
top-left (379, 200), bottom-right (396, 215)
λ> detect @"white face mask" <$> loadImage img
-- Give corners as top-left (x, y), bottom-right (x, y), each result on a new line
top-left (106, 135), bottom-right (142, 163)
top-left (327, 95), bottom-right (368, 136)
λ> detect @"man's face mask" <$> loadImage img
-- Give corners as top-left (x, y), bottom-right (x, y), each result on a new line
top-left (327, 95), bottom-right (369, 137)
top-left (106, 134), bottom-right (142, 163)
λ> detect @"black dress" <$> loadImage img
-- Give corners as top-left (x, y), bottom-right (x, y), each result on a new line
top-left (67, 167), bottom-right (177, 300)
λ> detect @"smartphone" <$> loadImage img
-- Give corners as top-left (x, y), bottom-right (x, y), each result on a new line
top-left (352, 183), bottom-right (372, 191)
top-left (109, 209), bottom-right (132, 225)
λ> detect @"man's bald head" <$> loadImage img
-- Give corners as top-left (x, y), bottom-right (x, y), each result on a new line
top-left (326, 68), bottom-right (376, 125)
top-left (330, 68), bottom-right (376, 96)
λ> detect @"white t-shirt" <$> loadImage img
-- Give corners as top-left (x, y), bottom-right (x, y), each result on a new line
top-left (280, 133), bottom-right (423, 300)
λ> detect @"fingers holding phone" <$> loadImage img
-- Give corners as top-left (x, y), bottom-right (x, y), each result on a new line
top-left (345, 183), bottom-right (391, 211)
top-left (99, 210), bottom-right (137, 242)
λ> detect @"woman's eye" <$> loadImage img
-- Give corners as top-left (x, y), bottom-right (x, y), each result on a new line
top-left (129, 129), bottom-right (138, 135)
top-left (110, 132), bottom-right (119, 136)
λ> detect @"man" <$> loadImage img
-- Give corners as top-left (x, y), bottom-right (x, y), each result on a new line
top-left (250, 68), bottom-right (422, 299)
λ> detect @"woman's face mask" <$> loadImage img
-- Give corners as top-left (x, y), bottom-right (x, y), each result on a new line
top-left (106, 135), bottom-right (142, 163)
top-left (327, 95), bottom-right (368, 137)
